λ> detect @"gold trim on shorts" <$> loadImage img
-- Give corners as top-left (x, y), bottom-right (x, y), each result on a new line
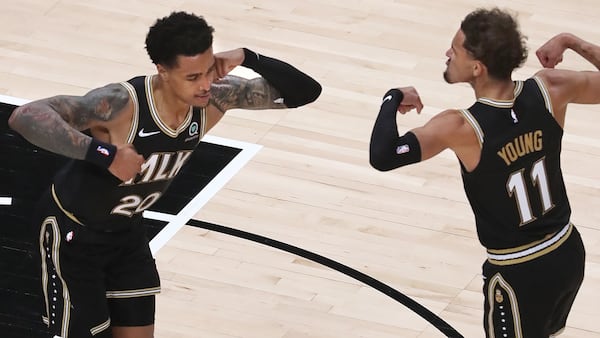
top-left (487, 223), bottom-right (572, 265)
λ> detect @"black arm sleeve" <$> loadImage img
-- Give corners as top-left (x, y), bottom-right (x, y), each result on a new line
top-left (241, 48), bottom-right (322, 108)
top-left (369, 89), bottom-right (421, 171)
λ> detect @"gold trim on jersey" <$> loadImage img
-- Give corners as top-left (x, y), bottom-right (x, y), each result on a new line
top-left (145, 75), bottom-right (193, 138)
top-left (476, 80), bottom-right (524, 108)
top-left (40, 216), bottom-right (72, 337)
top-left (486, 273), bottom-right (523, 338)
top-left (477, 97), bottom-right (513, 108)
top-left (486, 223), bottom-right (572, 265)
top-left (459, 109), bottom-right (484, 148)
top-left (513, 80), bottom-right (524, 97)
top-left (105, 286), bottom-right (161, 298)
top-left (532, 76), bottom-right (554, 117)
top-left (200, 106), bottom-right (207, 139)
top-left (460, 81), bottom-right (526, 149)
top-left (119, 80), bottom-right (140, 144)
top-left (52, 184), bottom-right (84, 225)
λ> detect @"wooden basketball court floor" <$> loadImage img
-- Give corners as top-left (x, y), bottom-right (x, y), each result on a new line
top-left (1, 1), bottom-right (599, 337)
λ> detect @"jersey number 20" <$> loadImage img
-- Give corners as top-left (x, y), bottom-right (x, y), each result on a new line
top-left (112, 192), bottom-right (162, 217)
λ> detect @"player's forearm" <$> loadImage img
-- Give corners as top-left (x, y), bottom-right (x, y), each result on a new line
top-left (241, 48), bottom-right (322, 108)
top-left (9, 101), bottom-right (92, 159)
top-left (370, 89), bottom-right (421, 171)
top-left (210, 75), bottom-right (287, 112)
top-left (10, 84), bottom-right (130, 160)
top-left (564, 33), bottom-right (600, 70)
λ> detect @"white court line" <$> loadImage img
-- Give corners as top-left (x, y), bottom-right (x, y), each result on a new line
top-left (0, 94), bottom-right (30, 106)
top-left (147, 137), bottom-right (261, 256)
top-left (2, 96), bottom-right (24, 210)
top-left (143, 210), bottom-right (176, 223)
top-left (0, 93), bottom-right (262, 257)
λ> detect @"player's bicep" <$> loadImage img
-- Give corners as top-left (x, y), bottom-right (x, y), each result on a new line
top-left (8, 83), bottom-right (131, 159)
top-left (410, 112), bottom-right (456, 161)
top-left (537, 69), bottom-right (600, 107)
top-left (574, 71), bottom-right (600, 104)
top-left (49, 83), bottom-right (132, 130)
top-left (210, 75), bottom-right (286, 113)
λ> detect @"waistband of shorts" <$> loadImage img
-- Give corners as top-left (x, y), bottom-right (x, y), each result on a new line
top-left (51, 184), bottom-right (143, 233)
top-left (486, 223), bottom-right (573, 266)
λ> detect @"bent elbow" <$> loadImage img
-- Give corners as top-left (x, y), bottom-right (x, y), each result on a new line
top-left (286, 79), bottom-right (322, 108)
top-left (369, 151), bottom-right (394, 172)
top-left (8, 107), bottom-right (24, 132)
top-left (305, 80), bottom-right (322, 105)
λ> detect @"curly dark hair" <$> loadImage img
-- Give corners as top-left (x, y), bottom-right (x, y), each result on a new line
top-left (145, 11), bottom-right (215, 68)
top-left (461, 8), bottom-right (528, 80)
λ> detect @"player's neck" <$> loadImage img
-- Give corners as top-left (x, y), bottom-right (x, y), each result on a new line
top-left (152, 76), bottom-right (191, 128)
top-left (473, 77), bottom-right (515, 101)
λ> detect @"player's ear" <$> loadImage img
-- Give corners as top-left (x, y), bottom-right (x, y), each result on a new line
top-left (156, 64), bottom-right (169, 81)
top-left (472, 61), bottom-right (485, 77)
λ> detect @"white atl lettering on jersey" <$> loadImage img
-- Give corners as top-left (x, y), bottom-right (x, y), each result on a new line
top-left (138, 128), bottom-right (161, 137)
top-left (121, 150), bottom-right (194, 185)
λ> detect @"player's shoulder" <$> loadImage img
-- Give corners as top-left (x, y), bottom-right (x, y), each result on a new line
top-left (435, 108), bottom-right (467, 124)
top-left (84, 82), bottom-right (131, 101)
top-left (426, 109), bottom-right (471, 137)
top-left (533, 67), bottom-right (580, 88)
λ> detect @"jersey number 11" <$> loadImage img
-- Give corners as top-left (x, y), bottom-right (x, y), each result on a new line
top-left (506, 157), bottom-right (555, 226)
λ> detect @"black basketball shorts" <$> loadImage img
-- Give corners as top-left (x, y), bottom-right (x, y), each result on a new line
top-left (481, 223), bottom-right (585, 338)
top-left (36, 189), bottom-right (160, 338)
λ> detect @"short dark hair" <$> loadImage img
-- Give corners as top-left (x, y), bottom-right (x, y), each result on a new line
top-left (461, 8), bottom-right (528, 80)
top-left (145, 11), bottom-right (215, 68)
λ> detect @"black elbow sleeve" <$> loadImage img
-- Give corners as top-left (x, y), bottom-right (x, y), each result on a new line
top-left (369, 149), bottom-right (393, 171)
top-left (241, 48), bottom-right (322, 107)
top-left (369, 89), bottom-right (421, 171)
top-left (369, 131), bottom-right (422, 171)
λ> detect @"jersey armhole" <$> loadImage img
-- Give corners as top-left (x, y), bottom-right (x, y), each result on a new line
top-left (532, 76), bottom-right (555, 117)
top-left (119, 81), bottom-right (139, 144)
top-left (459, 109), bottom-right (484, 149)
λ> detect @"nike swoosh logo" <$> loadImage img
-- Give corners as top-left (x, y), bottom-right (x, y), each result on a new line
top-left (138, 129), bottom-right (161, 137)
top-left (383, 95), bottom-right (393, 103)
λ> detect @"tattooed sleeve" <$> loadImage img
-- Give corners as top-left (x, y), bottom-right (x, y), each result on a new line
top-left (209, 75), bottom-right (287, 113)
top-left (8, 83), bottom-right (130, 159)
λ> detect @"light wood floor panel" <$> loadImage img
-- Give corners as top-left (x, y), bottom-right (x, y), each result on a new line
top-left (2, 0), bottom-right (599, 337)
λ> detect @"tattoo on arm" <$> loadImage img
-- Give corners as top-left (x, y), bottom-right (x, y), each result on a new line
top-left (8, 83), bottom-right (130, 159)
top-left (209, 75), bottom-right (286, 113)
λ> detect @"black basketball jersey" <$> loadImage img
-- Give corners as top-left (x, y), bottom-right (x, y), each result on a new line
top-left (52, 75), bottom-right (207, 230)
top-left (460, 77), bottom-right (570, 250)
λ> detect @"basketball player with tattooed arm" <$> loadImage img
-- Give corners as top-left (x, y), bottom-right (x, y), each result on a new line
top-left (8, 11), bottom-right (321, 338)
top-left (369, 8), bottom-right (600, 338)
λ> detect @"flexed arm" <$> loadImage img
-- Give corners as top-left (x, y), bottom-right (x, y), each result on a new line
top-left (369, 87), bottom-right (424, 171)
top-left (8, 84), bottom-right (144, 181)
top-left (8, 84), bottom-right (130, 158)
top-left (537, 32), bottom-right (600, 70)
top-left (210, 48), bottom-right (322, 112)
top-left (535, 33), bottom-right (600, 122)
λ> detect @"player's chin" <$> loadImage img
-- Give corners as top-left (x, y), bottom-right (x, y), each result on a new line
top-left (192, 94), bottom-right (211, 107)
top-left (443, 71), bottom-right (456, 84)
